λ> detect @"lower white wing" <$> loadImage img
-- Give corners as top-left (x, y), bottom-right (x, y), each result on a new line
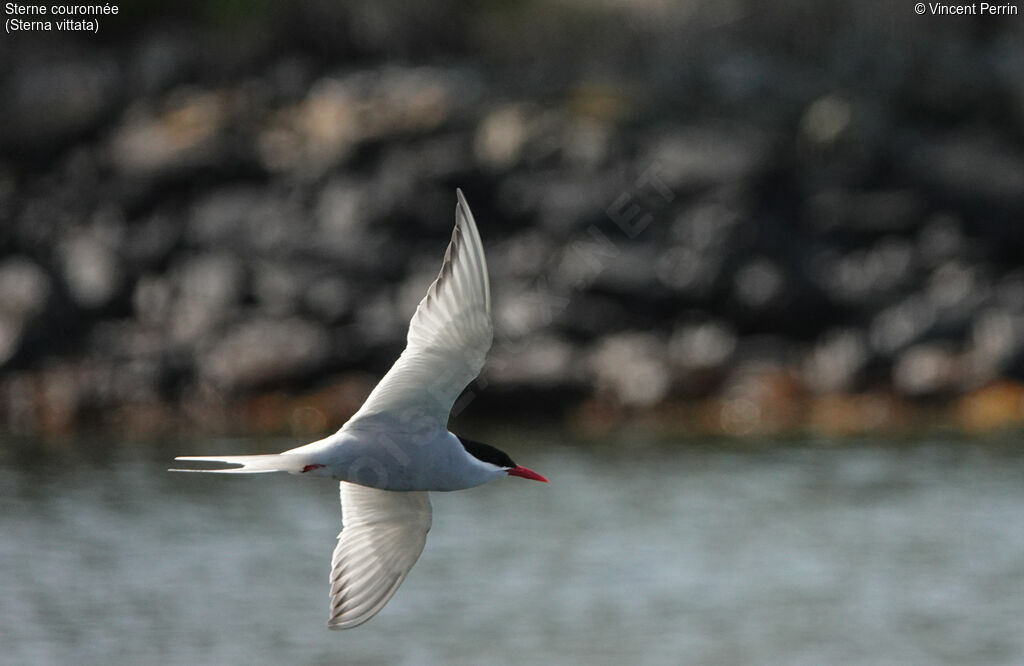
top-left (328, 482), bottom-right (432, 629)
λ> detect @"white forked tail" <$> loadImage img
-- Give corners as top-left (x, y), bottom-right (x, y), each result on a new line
top-left (170, 453), bottom-right (310, 474)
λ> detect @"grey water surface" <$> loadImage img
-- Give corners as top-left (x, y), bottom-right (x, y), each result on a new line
top-left (2, 438), bottom-right (1023, 665)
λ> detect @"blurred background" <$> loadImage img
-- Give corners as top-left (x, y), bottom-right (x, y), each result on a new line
top-left (2, 2), bottom-right (1024, 665)
top-left (2, 0), bottom-right (1024, 438)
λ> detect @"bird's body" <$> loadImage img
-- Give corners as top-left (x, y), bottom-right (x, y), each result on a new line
top-left (172, 190), bottom-right (546, 629)
top-left (188, 428), bottom-right (513, 491)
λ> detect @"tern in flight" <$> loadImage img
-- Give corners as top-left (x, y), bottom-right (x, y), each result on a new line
top-left (173, 190), bottom-right (546, 629)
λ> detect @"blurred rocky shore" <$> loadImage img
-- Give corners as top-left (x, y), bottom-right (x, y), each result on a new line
top-left (2, 2), bottom-right (1024, 439)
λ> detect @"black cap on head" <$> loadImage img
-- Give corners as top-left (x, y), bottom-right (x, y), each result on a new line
top-left (457, 436), bottom-right (515, 469)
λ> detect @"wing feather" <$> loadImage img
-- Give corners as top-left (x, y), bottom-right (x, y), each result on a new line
top-left (327, 482), bottom-right (432, 630)
top-left (344, 190), bottom-right (492, 432)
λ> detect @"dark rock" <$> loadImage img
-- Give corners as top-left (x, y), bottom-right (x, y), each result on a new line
top-left (590, 245), bottom-right (661, 293)
top-left (731, 334), bottom-right (798, 367)
top-left (902, 131), bottom-right (1024, 207)
top-left (993, 269), bottom-right (1024, 313)
top-left (405, 132), bottom-right (475, 180)
top-left (313, 177), bottom-right (391, 266)
top-left (669, 319), bottom-right (737, 372)
top-left (802, 329), bottom-right (869, 394)
top-left (561, 117), bottom-right (614, 171)
top-left (16, 195), bottom-right (80, 258)
top-left (474, 105), bottom-right (612, 172)
top-left (128, 29), bottom-right (198, 96)
top-left (796, 93), bottom-right (888, 189)
top-left (188, 186), bottom-right (306, 253)
top-left (805, 189), bottom-right (923, 234)
top-left (814, 236), bottom-right (915, 308)
top-left (173, 253), bottom-right (245, 310)
top-left (125, 211), bottom-right (184, 267)
top-left (108, 91), bottom-right (234, 176)
top-left (266, 56), bottom-right (315, 102)
top-left (2, 54), bottom-right (119, 153)
top-left (59, 232), bottom-right (123, 310)
top-left (925, 261), bottom-right (988, 340)
top-left (916, 215), bottom-right (970, 268)
top-left (656, 245), bottom-right (723, 298)
top-left (869, 294), bottom-right (937, 357)
top-left (201, 317), bottom-right (331, 391)
top-left (892, 343), bottom-right (960, 396)
top-left (554, 293), bottom-right (630, 339)
top-left (0, 257), bottom-right (52, 320)
top-left (497, 171), bottom-right (617, 233)
top-left (132, 274), bottom-right (173, 328)
top-left (155, 253), bottom-right (245, 342)
top-left (251, 260), bottom-right (313, 318)
top-left (473, 105), bottom-right (537, 171)
top-left (964, 309), bottom-right (1024, 385)
top-left (86, 321), bottom-right (169, 404)
top-left (305, 276), bottom-right (353, 324)
top-left (670, 201), bottom-right (745, 251)
top-left (732, 257), bottom-right (787, 311)
top-left (717, 361), bottom-right (803, 435)
top-left (487, 231), bottom-right (556, 281)
top-left (549, 231), bottom-right (619, 294)
top-left (927, 260), bottom-right (982, 311)
top-left (488, 334), bottom-right (577, 387)
top-left (353, 290), bottom-right (404, 351)
top-left (256, 66), bottom-right (469, 176)
top-left (0, 257), bottom-right (53, 366)
top-left (587, 332), bottom-right (670, 407)
top-left (494, 282), bottom-right (572, 343)
top-left (656, 202), bottom-right (744, 297)
top-left (799, 94), bottom-right (855, 148)
top-left (90, 318), bottom-right (165, 360)
top-left (641, 124), bottom-right (769, 191)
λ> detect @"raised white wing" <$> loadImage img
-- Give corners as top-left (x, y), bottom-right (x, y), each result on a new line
top-left (328, 482), bottom-right (432, 630)
top-left (344, 189), bottom-right (492, 432)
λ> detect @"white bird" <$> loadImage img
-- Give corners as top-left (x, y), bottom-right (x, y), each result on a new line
top-left (172, 189), bottom-right (546, 630)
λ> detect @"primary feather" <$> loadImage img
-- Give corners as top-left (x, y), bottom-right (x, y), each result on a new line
top-left (328, 484), bottom-right (431, 629)
top-left (344, 189), bottom-right (493, 432)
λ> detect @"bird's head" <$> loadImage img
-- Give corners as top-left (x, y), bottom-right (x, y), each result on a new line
top-left (458, 436), bottom-right (548, 483)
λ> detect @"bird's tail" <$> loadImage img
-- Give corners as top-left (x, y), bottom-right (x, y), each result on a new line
top-left (169, 453), bottom-right (310, 474)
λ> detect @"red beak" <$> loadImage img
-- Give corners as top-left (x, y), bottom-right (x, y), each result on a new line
top-left (507, 465), bottom-right (548, 483)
